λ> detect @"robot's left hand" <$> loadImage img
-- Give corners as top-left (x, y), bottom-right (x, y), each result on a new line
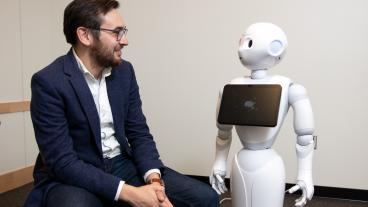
top-left (286, 180), bottom-right (314, 207)
top-left (209, 170), bottom-right (228, 195)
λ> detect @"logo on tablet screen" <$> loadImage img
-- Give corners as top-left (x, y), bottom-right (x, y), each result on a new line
top-left (244, 100), bottom-right (257, 111)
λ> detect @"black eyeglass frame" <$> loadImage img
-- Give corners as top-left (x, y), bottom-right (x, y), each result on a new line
top-left (90, 26), bottom-right (128, 41)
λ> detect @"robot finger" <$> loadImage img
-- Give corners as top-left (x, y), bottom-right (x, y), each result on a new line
top-left (295, 196), bottom-right (307, 207)
top-left (216, 181), bottom-right (226, 194)
top-left (222, 184), bottom-right (228, 193)
top-left (218, 182), bottom-right (228, 193)
top-left (295, 188), bottom-right (307, 207)
top-left (287, 185), bottom-right (300, 194)
top-left (294, 196), bottom-right (302, 203)
top-left (216, 175), bottom-right (228, 193)
top-left (215, 174), bottom-right (224, 183)
top-left (212, 183), bottom-right (221, 195)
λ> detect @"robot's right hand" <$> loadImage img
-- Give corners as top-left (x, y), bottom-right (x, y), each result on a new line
top-left (286, 180), bottom-right (314, 207)
top-left (209, 169), bottom-right (228, 195)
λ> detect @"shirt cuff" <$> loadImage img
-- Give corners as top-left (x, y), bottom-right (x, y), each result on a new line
top-left (143, 169), bottom-right (161, 183)
top-left (114, 180), bottom-right (125, 201)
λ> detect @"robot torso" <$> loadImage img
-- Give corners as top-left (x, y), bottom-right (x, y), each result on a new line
top-left (228, 75), bottom-right (291, 150)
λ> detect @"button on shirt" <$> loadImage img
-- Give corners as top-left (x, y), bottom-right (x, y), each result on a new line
top-left (72, 50), bottom-right (160, 201)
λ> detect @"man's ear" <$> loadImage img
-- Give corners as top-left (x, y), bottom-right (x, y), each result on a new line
top-left (76, 27), bottom-right (93, 46)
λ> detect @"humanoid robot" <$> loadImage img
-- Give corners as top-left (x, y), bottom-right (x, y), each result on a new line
top-left (210, 23), bottom-right (315, 207)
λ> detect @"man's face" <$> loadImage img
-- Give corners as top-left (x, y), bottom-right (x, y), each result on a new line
top-left (91, 9), bottom-right (128, 68)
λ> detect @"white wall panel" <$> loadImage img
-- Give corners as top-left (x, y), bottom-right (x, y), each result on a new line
top-left (0, 0), bottom-right (23, 102)
top-left (21, 0), bottom-right (71, 100)
top-left (0, 113), bottom-right (25, 173)
top-left (20, 0), bottom-right (53, 100)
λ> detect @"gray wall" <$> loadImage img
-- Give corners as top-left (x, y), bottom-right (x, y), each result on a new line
top-left (1, 0), bottom-right (367, 191)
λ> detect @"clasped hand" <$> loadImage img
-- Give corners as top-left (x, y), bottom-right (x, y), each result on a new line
top-left (120, 183), bottom-right (173, 207)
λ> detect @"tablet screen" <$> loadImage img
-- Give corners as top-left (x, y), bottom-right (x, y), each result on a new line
top-left (218, 84), bottom-right (282, 127)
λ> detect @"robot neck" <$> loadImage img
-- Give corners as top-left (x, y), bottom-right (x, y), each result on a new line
top-left (251, 69), bottom-right (267, 79)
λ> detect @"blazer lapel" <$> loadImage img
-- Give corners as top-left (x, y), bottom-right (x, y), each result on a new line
top-left (106, 72), bottom-right (132, 156)
top-left (63, 50), bottom-right (103, 155)
top-left (105, 69), bottom-right (124, 140)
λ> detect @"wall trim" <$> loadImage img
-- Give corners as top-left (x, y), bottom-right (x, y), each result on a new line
top-left (0, 101), bottom-right (30, 114)
top-left (188, 175), bottom-right (368, 202)
top-left (0, 165), bottom-right (34, 194)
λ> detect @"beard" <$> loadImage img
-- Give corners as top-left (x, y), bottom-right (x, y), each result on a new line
top-left (90, 38), bottom-right (122, 68)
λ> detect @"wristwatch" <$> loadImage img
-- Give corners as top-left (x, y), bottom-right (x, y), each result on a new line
top-left (148, 178), bottom-right (165, 186)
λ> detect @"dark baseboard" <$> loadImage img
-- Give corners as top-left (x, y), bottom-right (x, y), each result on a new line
top-left (187, 175), bottom-right (368, 202)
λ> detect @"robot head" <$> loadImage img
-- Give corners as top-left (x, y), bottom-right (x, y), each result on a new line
top-left (238, 22), bottom-right (288, 70)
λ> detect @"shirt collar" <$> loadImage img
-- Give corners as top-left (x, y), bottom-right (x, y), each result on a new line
top-left (72, 48), bottom-right (112, 79)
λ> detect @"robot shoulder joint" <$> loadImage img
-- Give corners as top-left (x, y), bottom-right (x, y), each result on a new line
top-left (288, 83), bottom-right (308, 105)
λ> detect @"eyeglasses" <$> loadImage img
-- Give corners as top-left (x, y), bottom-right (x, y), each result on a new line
top-left (91, 26), bottom-right (128, 41)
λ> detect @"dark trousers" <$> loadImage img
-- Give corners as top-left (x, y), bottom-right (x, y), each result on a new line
top-left (45, 155), bottom-right (219, 207)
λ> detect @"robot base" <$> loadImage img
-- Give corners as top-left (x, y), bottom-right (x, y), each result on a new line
top-left (230, 149), bottom-right (285, 207)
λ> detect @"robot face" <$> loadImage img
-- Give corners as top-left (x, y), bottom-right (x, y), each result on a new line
top-left (238, 23), bottom-right (288, 70)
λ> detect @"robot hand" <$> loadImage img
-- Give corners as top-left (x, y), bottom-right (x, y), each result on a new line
top-left (286, 180), bottom-right (314, 207)
top-left (211, 133), bottom-right (232, 195)
top-left (210, 169), bottom-right (228, 194)
top-left (288, 135), bottom-right (315, 207)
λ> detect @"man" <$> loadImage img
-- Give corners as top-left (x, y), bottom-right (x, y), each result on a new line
top-left (24, 0), bottom-right (219, 206)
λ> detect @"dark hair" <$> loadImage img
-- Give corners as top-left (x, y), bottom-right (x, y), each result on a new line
top-left (63, 0), bottom-right (120, 45)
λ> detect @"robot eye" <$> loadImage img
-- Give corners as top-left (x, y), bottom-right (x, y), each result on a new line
top-left (248, 40), bottom-right (253, 48)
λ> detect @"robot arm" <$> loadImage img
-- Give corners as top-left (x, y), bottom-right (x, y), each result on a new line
top-left (210, 90), bottom-right (233, 194)
top-left (287, 83), bottom-right (315, 207)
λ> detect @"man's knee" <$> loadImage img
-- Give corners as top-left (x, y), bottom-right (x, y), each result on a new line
top-left (188, 183), bottom-right (219, 207)
top-left (200, 186), bottom-right (219, 207)
top-left (46, 184), bottom-right (104, 207)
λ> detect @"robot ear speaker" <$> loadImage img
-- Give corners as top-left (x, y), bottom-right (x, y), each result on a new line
top-left (268, 40), bottom-right (284, 57)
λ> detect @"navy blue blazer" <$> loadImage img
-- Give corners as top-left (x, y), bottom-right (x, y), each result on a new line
top-left (24, 50), bottom-right (164, 207)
